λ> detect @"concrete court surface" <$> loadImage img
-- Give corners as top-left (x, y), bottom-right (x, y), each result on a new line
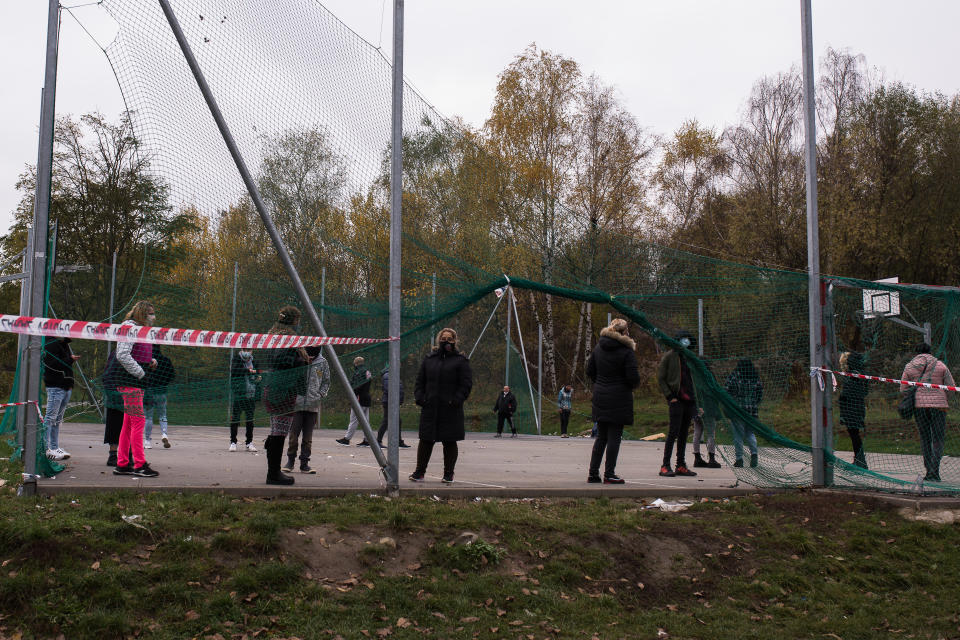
top-left (37, 421), bottom-right (760, 498)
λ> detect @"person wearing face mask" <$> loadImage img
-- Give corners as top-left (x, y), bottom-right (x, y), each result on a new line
top-left (335, 356), bottom-right (373, 446)
top-left (657, 330), bottom-right (698, 478)
top-left (409, 327), bottom-right (473, 483)
top-left (112, 300), bottom-right (160, 478)
top-left (229, 349), bottom-right (261, 452)
top-left (585, 318), bottom-right (641, 484)
top-left (493, 385), bottom-right (517, 437)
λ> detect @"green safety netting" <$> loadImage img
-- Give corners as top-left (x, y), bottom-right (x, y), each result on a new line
top-left (3, 0), bottom-right (958, 494)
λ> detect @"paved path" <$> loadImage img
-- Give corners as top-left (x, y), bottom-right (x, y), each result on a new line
top-left (39, 422), bottom-right (757, 498)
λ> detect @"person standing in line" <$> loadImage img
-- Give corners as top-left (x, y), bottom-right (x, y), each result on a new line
top-left (586, 318), bottom-right (641, 484)
top-left (335, 356), bottom-right (372, 446)
top-left (837, 351), bottom-right (869, 469)
top-left (143, 344), bottom-right (174, 450)
top-left (113, 300), bottom-right (160, 478)
top-left (493, 385), bottom-right (517, 437)
top-left (557, 384), bottom-right (573, 438)
top-left (42, 337), bottom-right (79, 461)
top-left (228, 350), bottom-right (261, 452)
top-left (901, 343), bottom-right (955, 482)
top-left (102, 352), bottom-right (124, 467)
top-left (260, 305), bottom-right (309, 486)
top-left (657, 330), bottom-right (698, 478)
top-left (692, 361), bottom-right (722, 468)
top-left (284, 346), bottom-right (331, 474)
top-left (359, 367), bottom-right (410, 449)
top-left (724, 358), bottom-right (764, 468)
top-left (409, 328), bottom-right (473, 483)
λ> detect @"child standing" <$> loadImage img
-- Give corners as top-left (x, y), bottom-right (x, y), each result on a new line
top-left (285, 346), bottom-right (331, 474)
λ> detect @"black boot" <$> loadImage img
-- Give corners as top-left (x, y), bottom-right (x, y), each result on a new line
top-left (265, 436), bottom-right (295, 486)
top-left (693, 453), bottom-right (707, 468)
top-left (706, 453), bottom-right (722, 469)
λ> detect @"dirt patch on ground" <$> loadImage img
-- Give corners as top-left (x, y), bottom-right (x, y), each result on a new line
top-left (279, 525), bottom-right (427, 582)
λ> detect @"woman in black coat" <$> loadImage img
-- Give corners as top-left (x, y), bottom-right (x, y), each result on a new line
top-left (585, 318), bottom-right (641, 484)
top-left (409, 327), bottom-right (473, 484)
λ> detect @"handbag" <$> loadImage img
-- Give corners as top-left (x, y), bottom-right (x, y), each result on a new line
top-left (898, 358), bottom-right (932, 420)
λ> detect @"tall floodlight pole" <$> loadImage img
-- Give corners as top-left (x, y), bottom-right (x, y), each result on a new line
top-left (106, 250), bottom-right (117, 359)
top-left (16, 225), bottom-right (34, 450)
top-left (159, 0), bottom-right (386, 469)
top-left (228, 261), bottom-right (238, 425)
top-left (504, 287), bottom-right (512, 386)
top-left (800, 0), bottom-right (825, 486)
top-left (537, 323), bottom-right (542, 435)
top-left (385, 0), bottom-right (405, 491)
top-left (21, 0), bottom-right (60, 496)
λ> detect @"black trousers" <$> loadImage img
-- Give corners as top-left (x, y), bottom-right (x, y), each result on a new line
top-left (230, 397), bottom-right (255, 444)
top-left (588, 422), bottom-right (623, 478)
top-left (663, 401), bottom-right (696, 467)
top-left (376, 408), bottom-right (403, 443)
top-left (559, 409), bottom-right (571, 435)
top-left (915, 408), bottom-right (946, 478)
top-left (415, 440), bottom-right (458, 475)
top-left (496, 412), bottom-right (515, 435)
top-left (103, 406), bottom-right (124, 445)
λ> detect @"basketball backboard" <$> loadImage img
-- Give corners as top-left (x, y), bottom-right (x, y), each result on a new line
top-left (862, 277), bottom-right (900, 318)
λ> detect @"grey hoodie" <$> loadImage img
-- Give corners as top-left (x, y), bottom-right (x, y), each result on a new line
top-left (293, 352), bottom-right (331, 412)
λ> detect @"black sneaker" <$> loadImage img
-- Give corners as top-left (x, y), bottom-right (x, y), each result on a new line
top-left (587, 475), bottom-right (602, 484)
top-left (113, 464), bottom-right (134, 475)
top-left (399, 441), bottom-right (411, 449)
top-left (659, 465), bottom-right (675, 477)
top-left (335, 438), bottom-right (350, 447)
top-left (409, 471), bottom-right (425, 482)
top-left (300, 465), bottom-right (316, 474)
top-left (603, 475), bottom-right (625, 484)
top-left (733, 459), bottom-right (744, 468)
top-left (693, 455), bottom-right (708, 468)
top-left (706, 456), bottom-right (722, 469)
top-left (357, 440), bottom-right (370, 447)
top-left (675, 465), bottom-right (697, 477)
top-left (750, 454), bottom-right (758, 468)
top-left (442, 471), bottom-right (454, 484)
top-left (132, 463), bottom-right (159, 478)
top-left (106, 452), bottom-right (117, 467)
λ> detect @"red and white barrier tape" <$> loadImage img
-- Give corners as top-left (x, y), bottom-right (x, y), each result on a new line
top-left (0, 315), bottom-right (397, 350)
top-left (0, 400), bottom-right (43, 421)
top-left (814, 367), bottom-right (960, 393)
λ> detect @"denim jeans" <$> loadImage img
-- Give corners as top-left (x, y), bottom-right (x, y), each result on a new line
top-left (731, 418), bottom-right (758, 461)
top-left (43, 386), bottom-right (71, 451)
top-left (144, 393), bottom-right (168, 440)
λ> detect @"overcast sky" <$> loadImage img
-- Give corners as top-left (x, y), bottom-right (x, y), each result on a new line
top-left (3, 0), bottom-right (959, 234)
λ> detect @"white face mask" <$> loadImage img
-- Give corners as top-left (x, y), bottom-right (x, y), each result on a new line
top-left (679, 337), bottom-right (691, 348)
top-left (146, 314), bottom-right (156, 326)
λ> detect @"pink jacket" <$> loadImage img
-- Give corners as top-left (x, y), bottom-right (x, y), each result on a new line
top-left (900, 353), bottom-right (955, 409)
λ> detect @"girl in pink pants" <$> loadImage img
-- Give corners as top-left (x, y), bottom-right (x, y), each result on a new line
top-left (113, 300), bottom-right (160, 478)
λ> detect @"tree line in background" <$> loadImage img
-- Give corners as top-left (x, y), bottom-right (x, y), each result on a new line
top-left (2, 45), bottom-right (958, 400)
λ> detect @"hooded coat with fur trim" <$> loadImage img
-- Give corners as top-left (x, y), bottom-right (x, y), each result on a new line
top-left (586, 327), bottom-right (641, 425)
top-left (415, 344), bottom-right (473, 441)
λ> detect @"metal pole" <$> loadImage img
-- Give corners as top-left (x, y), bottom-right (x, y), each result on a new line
top-left (467, 291), bottom-right (506, 359)
top-left (229, 261), bottom-right (238, 426)
top-left (607, 312), bottom-right (611, 327)
top-left (320, 266), bottom-right (326, 326)
top-left (923, 322), bottom-right (932, 347)
top-left (509, 290), bottom-right (539, 434)
top-left (16, 225), bottom-right (34, 451)
top-left (106, 250), bottom-right (117, 359)
top-left (800, 0), bottom-right (825, 486)
top-left (430, 272), bottom-right (436, 347)
top-left (159, 0), bottom-right (386, 470)
top-left (21, 0), bottom-right (61, 495)
top-left (385, 0), bottom-right (405, 491)
top-left (504, 286), bottom-right (512, 386)
top-left (537, 323), bottom-right (542, 435)
top-left (697, 298), bottom-right (704, 357)
top-left (823, 282), bottom-right (835, 485)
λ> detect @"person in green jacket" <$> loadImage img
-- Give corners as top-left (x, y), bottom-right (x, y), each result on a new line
top-left (656, 331), bottom-right (698, 478)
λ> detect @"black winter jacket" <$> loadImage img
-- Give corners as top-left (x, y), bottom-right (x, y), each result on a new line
top-left (586, 329), bottom-right (641, 425)
top-left (415, 347), bottom-right (473, 441)
top-left (43, 338), bottom-right (75, 390)
top-left (260, 347), bottom-right (308, 415)
top-left (351, 365), bottom-right (373, 407)
top-left (145, 346), bottom-right (175, 393)
top-left (494, 391), bottom-right (517, 416)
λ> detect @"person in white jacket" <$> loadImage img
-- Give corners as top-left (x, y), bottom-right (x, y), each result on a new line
top-left (112, 300), bottom-right (160, 478)
top-left (284, 346), bottom-right (331, 474)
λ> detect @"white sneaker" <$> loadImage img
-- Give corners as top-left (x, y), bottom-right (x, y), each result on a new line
top-left (162, 435), bottom-right (170, 448)
top-left (144, 440), bottom-right (153, 449)
top-left (229, 442), bottom-right (237, 452)
top-left (46, 448), bottom-right (64, 461)
top-left (56, 448), bottom-right (71, 460)
top-left (245, 442), bottom-right (257, 452)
